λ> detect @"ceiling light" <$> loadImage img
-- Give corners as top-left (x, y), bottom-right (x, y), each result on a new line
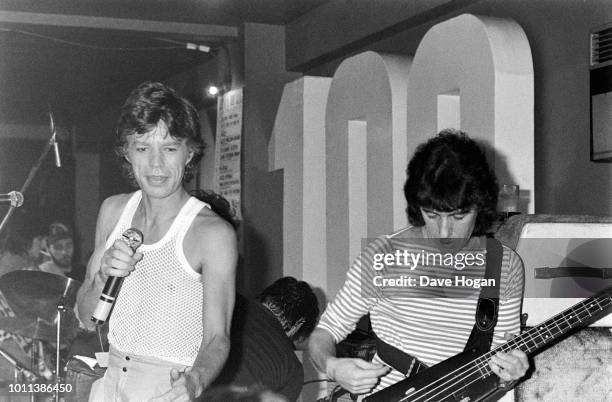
top-left (206, 85), bottom-right (220, 97)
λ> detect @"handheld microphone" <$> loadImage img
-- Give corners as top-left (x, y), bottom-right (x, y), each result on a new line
top-left (91, 228), bottom-right (143, 326)
top-left (0, 191), bottom-right (24, 207)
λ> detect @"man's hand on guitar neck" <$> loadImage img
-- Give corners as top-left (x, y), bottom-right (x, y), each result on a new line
top-left (488, 333), bottom-right (529, 384)
top-left (326, 357), bottom-right (390, 394)
top-left (489, 349), bottom-right (528, 383)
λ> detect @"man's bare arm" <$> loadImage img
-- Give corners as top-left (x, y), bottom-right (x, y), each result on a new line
top-left (187, 218), bottom-right (237, 394)
top-left (75, 196), bottom-right (126, 329)
top-left (309, 327), bottom-right (389, 395)
top-left (308, 328), bottom-right (337, 375)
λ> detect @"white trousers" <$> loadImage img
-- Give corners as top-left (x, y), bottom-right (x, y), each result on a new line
top-left (88, 346), bottom-right (187, 402)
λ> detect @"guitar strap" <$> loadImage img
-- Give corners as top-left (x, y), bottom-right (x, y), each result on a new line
top-left (373, 333), bottom-right (428, 377)
top-left (374, 237), bottom-right (503, 378)
top-left (463, 237), bottom-right (503, 354)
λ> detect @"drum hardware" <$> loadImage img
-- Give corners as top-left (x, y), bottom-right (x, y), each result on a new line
top-left (0, 347), bottom-right (39, 383)
top-left (0, 318), bottom-right (72, 347)
top-left (0, 271), bottom-right (81, 401)
top-left (0, 346), bottom-right (39, 402)
top-left (0, 271), bottom-right (80, 328)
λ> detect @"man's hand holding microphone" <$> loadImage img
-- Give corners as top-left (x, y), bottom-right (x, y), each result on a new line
top-left (91, 228), bottom-right (143, 325)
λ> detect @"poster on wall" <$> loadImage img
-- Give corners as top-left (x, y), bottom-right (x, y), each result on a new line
top-left (213, 87), bottom-right (243, 220)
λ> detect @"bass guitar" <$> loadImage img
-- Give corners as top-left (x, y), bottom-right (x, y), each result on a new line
top-left (364, 285), bottom-right (612, 402)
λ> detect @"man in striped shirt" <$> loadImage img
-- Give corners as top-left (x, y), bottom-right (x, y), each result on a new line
top-left (308, 130), bottom-right (529, 397)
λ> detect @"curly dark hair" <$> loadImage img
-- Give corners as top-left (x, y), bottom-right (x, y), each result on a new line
top-left (115, 81), bottom-right (205, 186)
top-left (259, 277), bottom-right (319, 343)
top-left (404, 129), bottom-right (498, 236)
top-left (189, 189), bottom-right (239, 229)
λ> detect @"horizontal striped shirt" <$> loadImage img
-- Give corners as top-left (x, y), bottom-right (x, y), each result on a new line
top-left (318, 226), bottom-right (524, 392)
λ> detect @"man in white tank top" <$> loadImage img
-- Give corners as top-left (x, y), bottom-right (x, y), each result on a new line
top-left (76, 82), bottom-right (237, 401)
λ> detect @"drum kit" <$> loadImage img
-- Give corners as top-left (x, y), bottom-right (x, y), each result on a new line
top-left (0, 270), bottom-right (82, 401)
top-left (0, 109), bottom-right (99, 401)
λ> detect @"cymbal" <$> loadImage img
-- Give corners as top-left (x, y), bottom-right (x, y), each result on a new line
top-left (0, 317), bottom-right (67, 344)
top-left (0, 270), bottom-right (81, 322)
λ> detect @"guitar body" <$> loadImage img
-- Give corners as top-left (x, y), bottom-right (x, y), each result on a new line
top-left (364, 348), bottom-right (501, 402)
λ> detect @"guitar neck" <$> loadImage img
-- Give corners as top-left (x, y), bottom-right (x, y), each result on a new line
top-left (490, 286), bottom-right (612, 357)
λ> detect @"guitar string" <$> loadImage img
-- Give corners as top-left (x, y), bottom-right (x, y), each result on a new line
top-left (395, 292), bottom-right (612, 402)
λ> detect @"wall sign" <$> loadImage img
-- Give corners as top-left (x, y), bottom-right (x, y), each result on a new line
top-left (214, 87), bottom-right (243, 220)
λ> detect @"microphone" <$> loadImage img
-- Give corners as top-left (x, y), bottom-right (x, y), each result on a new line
top-left (53, 140), bottom-right (61, 168)
top-left (0, 191), bottom-right (24, 207)
top-left (91, 228), bottom-right (143, 326)
top-left (48, 107), bottom-right (61, 168)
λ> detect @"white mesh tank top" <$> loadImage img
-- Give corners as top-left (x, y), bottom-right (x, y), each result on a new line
top-left (107, 190), bottom-right (209, 365)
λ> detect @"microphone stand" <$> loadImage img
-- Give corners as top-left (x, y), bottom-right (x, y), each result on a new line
top-left (0, 114), bottom-right (60, 236)
top-left (53, 275), bottom-right (77, 402)
top-left (54, 295), bottom-right (67, 402)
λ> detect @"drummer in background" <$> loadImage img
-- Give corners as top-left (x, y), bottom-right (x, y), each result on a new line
top-left (38, 222), bottom-right (84, 282)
